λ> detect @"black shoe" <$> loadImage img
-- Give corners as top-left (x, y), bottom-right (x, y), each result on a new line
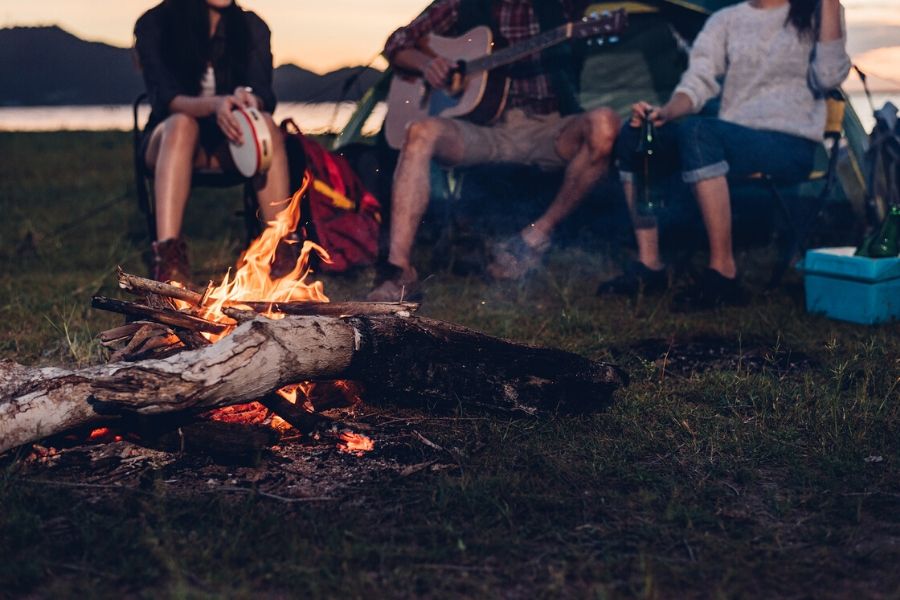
top-left (672, 269), bottom-right (748, 311)
top-left (596, 262), bottom-right (667, 296)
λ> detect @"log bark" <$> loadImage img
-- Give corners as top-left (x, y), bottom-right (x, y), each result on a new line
top-left (0, 315), bottom-right (626, 455)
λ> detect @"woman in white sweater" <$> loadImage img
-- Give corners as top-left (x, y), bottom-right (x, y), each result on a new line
top-left (600, 0), bottom-right (851, 308)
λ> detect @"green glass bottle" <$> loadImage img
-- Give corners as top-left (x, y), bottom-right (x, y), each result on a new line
top-left (857, 205), bottom-right (900, 258)
top-left (634, 118), bottom-right (661, 217)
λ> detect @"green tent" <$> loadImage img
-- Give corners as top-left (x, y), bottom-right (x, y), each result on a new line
top-left (333, 0), bottom-right (870, 222)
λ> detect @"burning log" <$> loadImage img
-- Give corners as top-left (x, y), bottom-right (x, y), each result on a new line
top-left (0, 315), bottom-right (626, 455)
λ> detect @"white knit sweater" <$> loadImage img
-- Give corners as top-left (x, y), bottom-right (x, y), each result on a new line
top-left (674, 1), bottom-right (851, 141)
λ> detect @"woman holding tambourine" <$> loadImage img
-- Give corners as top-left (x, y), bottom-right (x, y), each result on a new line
top-left (135, 0), bottom-right (289, 286)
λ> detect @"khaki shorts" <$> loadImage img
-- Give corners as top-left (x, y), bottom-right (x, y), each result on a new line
top-left (447, 109), bottom-right (577, 171)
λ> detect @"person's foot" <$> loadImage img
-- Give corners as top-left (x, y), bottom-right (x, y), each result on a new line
top-left (366, 261), bottom-right (422, 302)
top-left (596, 261), bottom-right (667, 296)
top-left (152, 237), bottom-right (195, 289)
top-left (672, 268), bottom-right (748, 311)
top-left (270, 232), bottom-right (302, 279)
top-left (486, 235), bottom-right (550, 280)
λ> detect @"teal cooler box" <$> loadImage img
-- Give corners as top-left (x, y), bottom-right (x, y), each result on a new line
top-left (802, 247), bottom-right (900, 325)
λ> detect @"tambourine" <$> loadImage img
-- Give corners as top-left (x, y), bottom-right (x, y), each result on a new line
top-left (228, 106), bottom-right (273, 177)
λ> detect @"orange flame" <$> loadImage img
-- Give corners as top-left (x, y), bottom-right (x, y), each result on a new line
top-left (174, 173), bottom-right (330, 341)
top-left (173, 174), bottom-right (369, 452)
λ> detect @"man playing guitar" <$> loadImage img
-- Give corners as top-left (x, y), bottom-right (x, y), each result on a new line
top-left (367, 0), bottom-right (620, 301)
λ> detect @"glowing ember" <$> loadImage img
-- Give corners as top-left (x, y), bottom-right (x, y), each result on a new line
top-left (88, 427), bottom-right (123, 443)
top-left (337, 432), bottom-right (375, 454)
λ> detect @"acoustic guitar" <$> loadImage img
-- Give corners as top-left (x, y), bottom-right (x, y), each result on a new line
top-left (383, 9), bottom-right (628, 150)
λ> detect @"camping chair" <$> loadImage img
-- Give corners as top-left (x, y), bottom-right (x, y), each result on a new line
top-left (132, 93), bottom-right (261, 243)
top-left (739, 91), bottom-right (846, 288)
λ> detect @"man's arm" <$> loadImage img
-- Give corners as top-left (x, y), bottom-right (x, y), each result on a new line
top-left (383, 0), bottom-right (461, 88)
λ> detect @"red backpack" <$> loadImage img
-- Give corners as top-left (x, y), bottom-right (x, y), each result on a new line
top-left (281, 120), bottom-right (382, 273)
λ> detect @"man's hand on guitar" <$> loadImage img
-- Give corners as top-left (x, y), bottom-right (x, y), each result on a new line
top-left (630, 101), bottom-right (668, 128)
top-left (423, 56), bottom-right (455, 90)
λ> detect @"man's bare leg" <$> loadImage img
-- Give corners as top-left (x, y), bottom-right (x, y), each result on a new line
top-left (523, 108), bottom-right (620, 247)
top-left (387, 118), bottom-right (466, 275)
top-left (487, 108), bottom-right (619, 280)
top-left (693, 176), bottom-right (737, 278)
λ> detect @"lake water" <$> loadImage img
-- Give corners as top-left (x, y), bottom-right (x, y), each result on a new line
top-left (0, 102), bottom-right (388, 136)
top-left (0, 94), bottom-right (896, 135)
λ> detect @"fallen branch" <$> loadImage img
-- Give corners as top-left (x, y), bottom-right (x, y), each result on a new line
top-left (117, 268), bottom-right (205, 306)
top-left (91, 296), bottom-right (229, 334)
top-left (0, 315), bottom-right (626, 455)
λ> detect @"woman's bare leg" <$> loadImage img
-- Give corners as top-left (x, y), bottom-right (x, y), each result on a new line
top-left (693, 175), bottom-right (737, 278)
top-left (144, 114), bottom-right (201, 241)
top-left (254, 113), bottom-right (291, 224)
top-left (622, 181), bottom-right (665, 270)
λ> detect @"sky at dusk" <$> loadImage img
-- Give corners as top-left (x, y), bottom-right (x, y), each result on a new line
top-left (0, 0), bottom-right (898, 87)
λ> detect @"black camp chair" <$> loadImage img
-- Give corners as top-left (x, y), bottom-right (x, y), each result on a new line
top-left (132, 93), bottom-right (261, 243)
top-left (736, 92), bottom-right (847, 287)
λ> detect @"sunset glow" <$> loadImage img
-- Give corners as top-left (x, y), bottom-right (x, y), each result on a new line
top-left (0, 0), bottom-right (898, 80)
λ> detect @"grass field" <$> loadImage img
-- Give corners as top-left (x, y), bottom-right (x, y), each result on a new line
top-left (1, 131), bottom-right (898, 598)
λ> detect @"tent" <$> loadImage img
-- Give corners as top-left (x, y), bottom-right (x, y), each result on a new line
top-left (332, 0), bottom-right (871, 257)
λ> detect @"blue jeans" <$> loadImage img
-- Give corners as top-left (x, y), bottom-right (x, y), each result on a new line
top-left (616, 117), bottom-right (818, 184)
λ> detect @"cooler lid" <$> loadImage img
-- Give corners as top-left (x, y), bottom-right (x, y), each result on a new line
top-left (803, 247), bottom-right (900, 282)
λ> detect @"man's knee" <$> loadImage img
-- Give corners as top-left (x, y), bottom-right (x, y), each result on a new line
top-left (403, 117), bottom-right (448, 153)
top-left (584, 107), bottom-right (620, 159)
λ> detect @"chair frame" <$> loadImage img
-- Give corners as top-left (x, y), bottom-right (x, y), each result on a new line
top-left (132, 93), bottom-right (261, 243)
top-left (737, 91), bottom-right (846, 288)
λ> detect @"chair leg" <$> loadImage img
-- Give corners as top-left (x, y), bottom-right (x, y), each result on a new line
top-left (766, 178), bottom-right (830, 289)
top-left (136, 171), bottom-right (157, 242)
top-left (242, 182), bottom-right (261, 244)
top-left (766, 180), bottom-right (799, 289)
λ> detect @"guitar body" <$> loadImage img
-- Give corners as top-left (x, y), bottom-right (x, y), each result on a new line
top-left (384, 26), bottom-right (510, 150)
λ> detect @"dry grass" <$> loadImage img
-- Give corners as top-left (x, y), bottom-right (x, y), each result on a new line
top-left (1, 131), bottom-right (898, 598)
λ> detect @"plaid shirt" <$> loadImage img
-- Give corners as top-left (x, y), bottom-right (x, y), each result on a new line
top-left (384, 0), bottom-right (589, 115)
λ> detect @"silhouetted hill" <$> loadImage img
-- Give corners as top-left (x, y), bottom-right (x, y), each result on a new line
top-left (0, 26), bottom-right (143, 105)
top-left (0, 26), bottom-right (382, 106)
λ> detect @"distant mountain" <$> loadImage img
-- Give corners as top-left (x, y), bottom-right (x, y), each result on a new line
top-left (274, 64), bottom-right (383, 104)
top-left (0, 25), bottom-right (382, 107)
top-left (0, 26), bottom-right (144, 105)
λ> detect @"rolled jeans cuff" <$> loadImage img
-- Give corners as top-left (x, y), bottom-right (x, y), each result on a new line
top-left (619, 170), bottom-right (635, 183)
top-left (682, 160), bottom-right (729, 184)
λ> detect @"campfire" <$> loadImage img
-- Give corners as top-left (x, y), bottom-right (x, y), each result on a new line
top-left (0, 176), bottom-right (627, 458)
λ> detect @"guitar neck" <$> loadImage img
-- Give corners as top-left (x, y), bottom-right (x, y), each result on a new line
top-left (467, 24), bottom-right (570, 74)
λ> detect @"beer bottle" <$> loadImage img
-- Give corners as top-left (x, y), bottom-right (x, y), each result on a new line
top-left (856, 205), bottom-right (900, 258)
top-left (634, 117), bottom-right (660, 217)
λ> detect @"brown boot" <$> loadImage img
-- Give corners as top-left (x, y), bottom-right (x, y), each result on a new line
top-left (152, 237), bottom-right (194, 288)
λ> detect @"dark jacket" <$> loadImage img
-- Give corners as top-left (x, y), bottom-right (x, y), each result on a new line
top-left (134, 3), bottom-right (276, 132)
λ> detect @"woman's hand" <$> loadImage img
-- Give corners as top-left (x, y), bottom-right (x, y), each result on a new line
top-left (215, 95), bottom-right (244, 145)
top-left (630, 101), bottom-right (668, 128)
top-left (233, 86), bottom-right (260, 110)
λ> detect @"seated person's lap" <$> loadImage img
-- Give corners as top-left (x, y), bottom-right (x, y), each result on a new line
top-left (448, 109), bottom-right (578, 171)
top-left (617, 117), bottom-right (818, 184)
top-left (143, 115), bottom-right (237, 172)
